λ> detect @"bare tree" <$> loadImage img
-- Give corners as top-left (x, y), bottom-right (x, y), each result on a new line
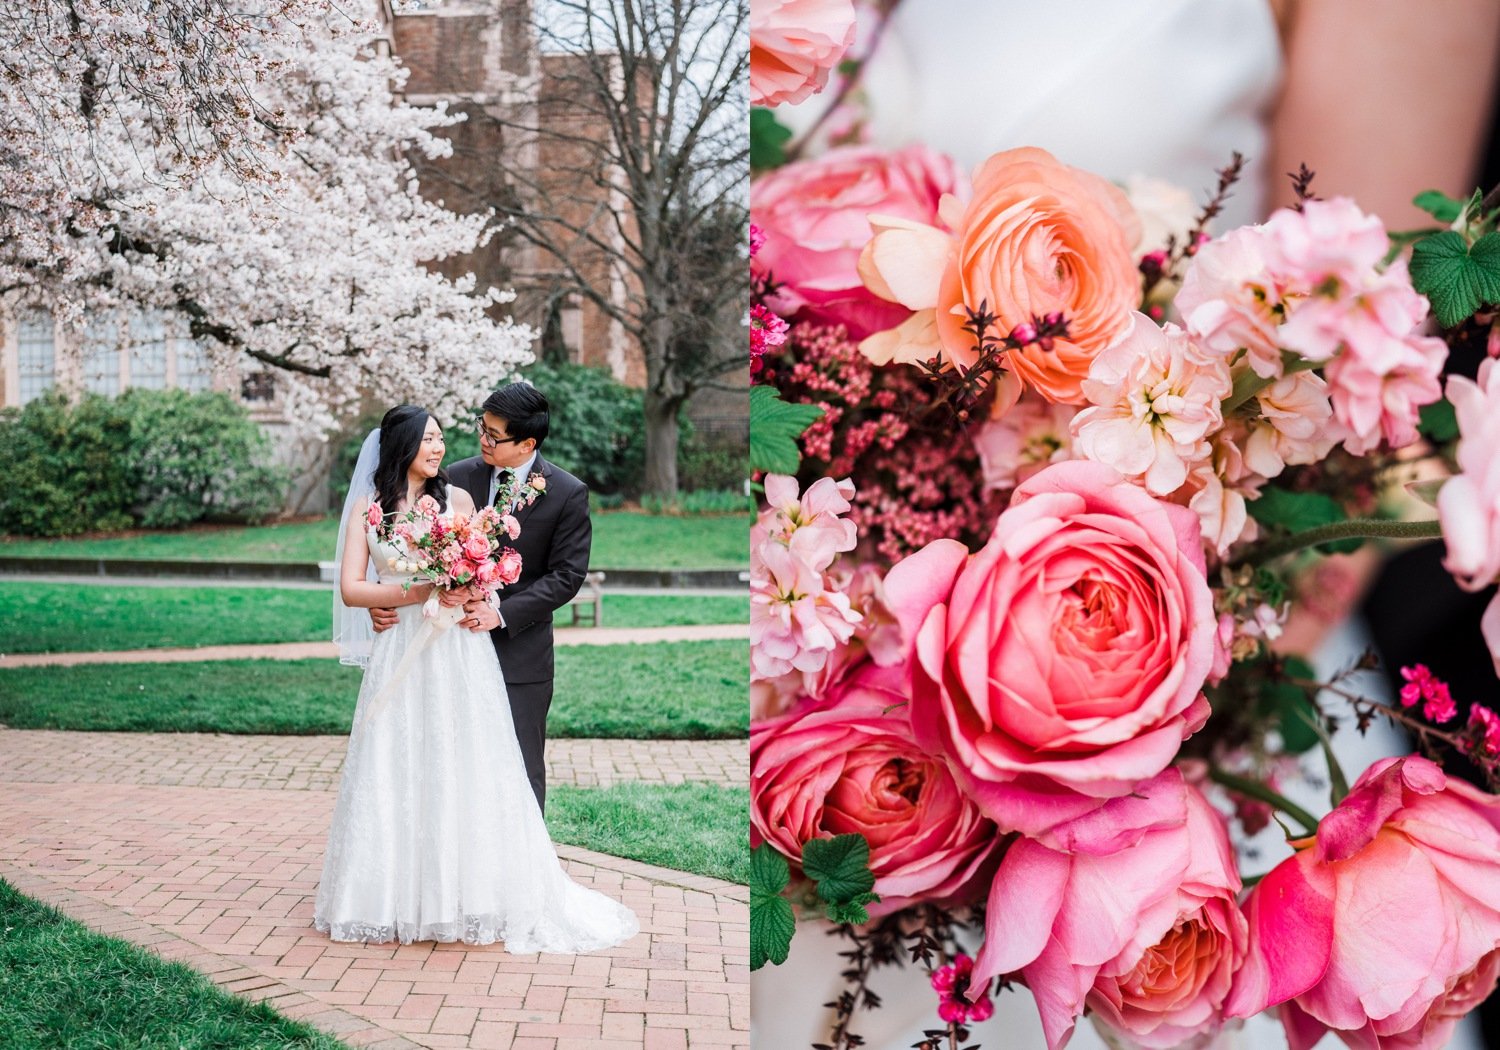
top-left (482, 0), bottom-right (749, 498)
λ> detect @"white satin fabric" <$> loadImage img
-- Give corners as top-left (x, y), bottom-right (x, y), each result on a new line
top-left (314, 499), bottom-right (639, 952)
top-left (794, 0), bottom-right (1283, 228)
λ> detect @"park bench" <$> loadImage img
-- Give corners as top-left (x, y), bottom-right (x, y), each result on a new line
top-left (567, 571), bottom-right (606, 626)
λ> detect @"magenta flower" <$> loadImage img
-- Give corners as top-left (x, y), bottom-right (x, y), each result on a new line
top-left (1399, 664), bottom-right (1457, 723)
top-left (931, 954), bottom-right (995, 1025)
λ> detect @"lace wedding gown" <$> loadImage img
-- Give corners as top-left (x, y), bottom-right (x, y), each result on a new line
top-left (313, 497), bottom-right (639, 951)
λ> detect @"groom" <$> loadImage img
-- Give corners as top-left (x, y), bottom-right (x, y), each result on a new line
top-left (372, 383), bottom-right (591, 812)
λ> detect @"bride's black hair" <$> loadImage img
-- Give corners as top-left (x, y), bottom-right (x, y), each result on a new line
top-left (373, 404), bottom-right (450, 517)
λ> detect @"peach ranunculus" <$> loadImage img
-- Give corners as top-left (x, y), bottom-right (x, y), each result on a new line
top-left (1227, 755), bottom-right (1500, 1050)
top-left (902, 459), bottom-right (1215, 835)
top-left (857, 147), bottom-right (1142, 404)
top-left (974, 771), bottom-right (1248, 1050)
top-left (749, 0), bottom-right (856, 108)
top-left (750, 662), bottom-right (1003, 915)
top-left (1440, 357), bottom-right (1500, 672)
top-left (750, 145), bottom-right (962, 338)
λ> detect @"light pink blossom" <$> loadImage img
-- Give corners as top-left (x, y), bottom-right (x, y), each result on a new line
top-left (973, 396), bottom-right (1076, 492)
top-left (749, 0), bottom-right (856, 108)
top-left (1244, 369), bottom-right (1340, 478)
top-left (1073, 316), bottom-right (1231, 496)
top-left (758, 474), bottom-right (858, 573)
top-left (1228, 756), bottom-right (1500, 1050)
top-left (1176, 226), bottom-right (1290, 380)
top-left (1439, 359), bottom-right (1500, 673)
top-left (750, 538), bottom-right (861, 679)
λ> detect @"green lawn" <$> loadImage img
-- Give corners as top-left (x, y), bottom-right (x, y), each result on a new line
top-left (0, 581), bottom-right (746, 654)
top-left (548, 783), bottom-right (748, 884)
top-left (0, 640), bottom-right (748, 738)
top-left (0, 881), bottom-right (345, 1050)
top-left (0, 510), bottom-right (750, 569)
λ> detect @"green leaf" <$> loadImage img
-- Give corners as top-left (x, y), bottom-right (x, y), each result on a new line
top-left (1412, 189), bottom-right (1467, 224)
top-left (749, 844), bottom-right (795, 970)
top-left (751, 892), bottom-right (795, 970)
top-left (824, 892), bottom-right (880, 926)
top-left (1418, 397), bottom-right (1459, 443)
top-left (1409, 230), bottom-right (1500, 328)
top-left (1265, 655), bottom-right (1320, 754)
top-left (750, 108), bottom-right (794, 171)
top-left (802, 833), bottom-right (876, 904)
top-left (750, 385), bottom-right (823, 475)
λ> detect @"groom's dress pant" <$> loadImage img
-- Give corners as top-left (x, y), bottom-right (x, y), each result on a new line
top-left (507, 680), bottom-right (553, 812)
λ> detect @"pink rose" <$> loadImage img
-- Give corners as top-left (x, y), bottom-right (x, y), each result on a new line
top-left (975, 771), bottom-right (1247, 1050)
top-left (496, 548), bottom-right (523, 586)
top-left (749, 0), bottom-right (856, 108)
top-left (475, 559), bottom-right (501, 587)
top-left (905, 460), bottom-right (1215, 834)
top-left (462, 535), bottom-right (490, 562)
top-left (751, 145), bottom-right (961, 338)
top-left (529, 475), bottom-right (546, 491)
top-left (365, 501), bottom-right (382, 528)
top-left (750, 662), bottom-right (1002, 914)
top-left (1228, 756), bottom-right (1500, 1050)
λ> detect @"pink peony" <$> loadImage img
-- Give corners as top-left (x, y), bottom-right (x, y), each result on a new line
top-left (903, 460), bottom-right (1215, 834)
top-left (1228, 756), bottom-right (1500, 1050)
top-left (462, 535), bottom-right (491, 562)
top-left (495, 548), bottom-right (522, 585)
top-left (500, 513), bottom-right (521, 540)
top-left (749, 662), bottom-right (1002, 914)
top-left (415, 494), bottom-right (440, 517)
top-left (751, 145), bottom-right (961, 338)
top-left (975, 771), bottom-right (1247, 1050)
top-left (366, 501), bottom-right (383, 528)
top-left (858, 147), bottom-right (1141, 404)
top-left (1439, 358), bottom-right (1500, 672)
top-left (749, 0), bottom-right (856, 108)
top-left (1072, 315), bottom-right (1231, 496)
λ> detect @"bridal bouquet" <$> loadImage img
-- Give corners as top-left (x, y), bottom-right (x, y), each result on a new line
top-left (748, 7), bottom-right (1500, 1050)
top-left (370, 495), bottom-right (524, 614)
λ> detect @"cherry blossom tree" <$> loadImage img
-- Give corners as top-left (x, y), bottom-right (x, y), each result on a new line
top-left (0, 0), bottom-right (534, 432)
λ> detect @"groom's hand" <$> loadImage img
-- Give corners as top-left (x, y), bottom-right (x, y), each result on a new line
top-left (369, 607), bottom-right (399, 633)
top-left (460, 599), bottom-right (499, 632)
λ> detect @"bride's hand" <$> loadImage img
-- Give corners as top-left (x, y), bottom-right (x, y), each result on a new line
top-left (438, 585), bottom-right (476, 607)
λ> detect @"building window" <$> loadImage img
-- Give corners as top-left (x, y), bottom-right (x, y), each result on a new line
top-left (130, 313), bottom-right (167, 389)
top-left (241, 370), bottom-right (276, 403)
top-left (16, 310), bottom-right (55, 404)
top-left (176, 336), bottom-right (214, 392)
top-left (81, 315), bottom-right (121, 395)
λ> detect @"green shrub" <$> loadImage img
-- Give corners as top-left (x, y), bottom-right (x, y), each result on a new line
top-left (0, 390), bottom-right (286, 537)
top-left (521, 362), bottom-right (645, 494)
top-left (679, 423), bottom-right (748, 491)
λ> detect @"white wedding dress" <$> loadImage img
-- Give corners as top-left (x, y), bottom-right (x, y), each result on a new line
top-left (313, 494), bottom-right (639, 952)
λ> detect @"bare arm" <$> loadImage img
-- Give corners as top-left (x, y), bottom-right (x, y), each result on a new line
top-left (340, 498), bottom-right (431, 610)
top-left (1270, 0), bottom-right (1500, 226)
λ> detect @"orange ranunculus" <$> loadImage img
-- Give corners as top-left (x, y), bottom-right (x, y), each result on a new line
top-left (859, 147), bottom-right (1141, 405)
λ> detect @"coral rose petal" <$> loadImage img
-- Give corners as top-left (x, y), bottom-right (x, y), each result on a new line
top-left (1227, 852), bottom-right (1334, 1017)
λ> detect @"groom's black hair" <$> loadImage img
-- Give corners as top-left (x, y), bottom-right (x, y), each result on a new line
top-left (373, 404), bottom-right (450, 516)
top-left (482, 383), bottom-right (550, 448)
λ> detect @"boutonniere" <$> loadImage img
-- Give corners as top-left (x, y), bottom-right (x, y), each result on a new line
top-left (499, 470), bottom-right (548, 513)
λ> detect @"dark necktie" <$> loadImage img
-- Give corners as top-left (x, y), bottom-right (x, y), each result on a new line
top-left (491, 469), bottom-right (513, 508)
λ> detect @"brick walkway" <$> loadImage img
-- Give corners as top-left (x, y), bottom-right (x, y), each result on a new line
top-left (0, 623), bottom-right (749, 668)
top-left (0, 726), bottom-right (749, 1049)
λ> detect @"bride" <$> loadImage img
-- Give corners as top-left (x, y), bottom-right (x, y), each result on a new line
top-left (313, 403), bottom-right (639, 951)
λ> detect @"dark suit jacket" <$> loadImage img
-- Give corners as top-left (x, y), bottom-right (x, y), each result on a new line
top-left (447, 453), bottom-right (591, 684)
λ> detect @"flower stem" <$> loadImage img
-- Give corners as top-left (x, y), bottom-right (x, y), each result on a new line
top-left (1207, 766), bottom-right (1321, 836)
top-left (1236, 517), bottom-right (1443, 567)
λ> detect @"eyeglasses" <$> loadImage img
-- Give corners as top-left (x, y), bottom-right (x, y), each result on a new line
top-left (474, 419), bottom-right (524, 446)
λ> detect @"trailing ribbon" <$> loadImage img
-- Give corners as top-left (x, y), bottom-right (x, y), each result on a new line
top-left (356, 597), bottom-right (466, 729)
